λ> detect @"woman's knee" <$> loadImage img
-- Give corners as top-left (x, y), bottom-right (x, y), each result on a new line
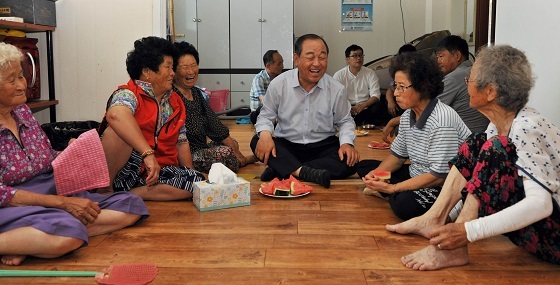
top-left (108, 211), bottom-right (142, 228)
top-left (101, 127), bottom-right (133, 174)
top-left (49, 236), bottom-right (84, 256)
top-left (480, 136), bottom-right (518, 163)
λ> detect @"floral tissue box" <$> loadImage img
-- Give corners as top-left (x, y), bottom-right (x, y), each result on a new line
top-left (193, 178), bottom-right (250, 211)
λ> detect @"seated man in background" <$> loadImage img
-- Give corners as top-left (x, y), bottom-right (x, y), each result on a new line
top-left (249, 50), bottom-right (284, 124)
top-left (334, 44), bottom-right (390, 126)
top-left (251, 34), bottom-right (359, 188)
top-left (382, 35), bottom-right (489, 143)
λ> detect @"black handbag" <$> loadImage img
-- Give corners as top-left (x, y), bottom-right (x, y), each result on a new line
top-left (41, 121), bottom-right (100, 151)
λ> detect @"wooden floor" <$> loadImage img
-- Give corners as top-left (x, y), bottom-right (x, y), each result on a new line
top-left (2, 121), bottom-right (559, 284)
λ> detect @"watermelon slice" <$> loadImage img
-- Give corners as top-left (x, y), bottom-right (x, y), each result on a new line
top-left (368, 141), bottom-right (391, 149)
top-left (290, 180), bottom-right (313, 196)
top-left (261, 176), bottom-right (313, 196)
top-left (261, 178), bottom-right (281, 194)
top-left (372, 170), bottom-right (391, 182)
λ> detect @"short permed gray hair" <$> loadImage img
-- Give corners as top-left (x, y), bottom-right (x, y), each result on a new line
top-left (0, 43), bottom-right (23, 82)
top-left (473, 45), bottom-right (534, 112)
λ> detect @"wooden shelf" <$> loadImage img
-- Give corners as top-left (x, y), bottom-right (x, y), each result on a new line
top-left (27, 100), bottom-right (59, 110)
top-left (0, 20), bottom-right (55, 32)
top-left (2, 20), bottom-right (58, 122)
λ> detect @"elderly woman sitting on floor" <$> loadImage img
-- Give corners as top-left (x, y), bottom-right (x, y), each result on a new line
top-left (172, 41), bottom-right (257, 174)
top-left (0, 42), bottom-right (149, 266)
top-left (356, 52), bottom-right (471, 221)
top-left (99, 36), bottom-right (205, 201)
top-left (387, 45), bottom-right (560, 270)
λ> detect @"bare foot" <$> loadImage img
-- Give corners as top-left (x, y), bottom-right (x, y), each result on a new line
top-left (385, 215), bottom-right (440, 239)
top-left (245, 155), bottom-right (259, 165)
top-left (401, 245), bottom-right (469, 270)
top-left (363, 188), bottom-right (389, 201)
top-left (1, 255), bottom-right (27, 266)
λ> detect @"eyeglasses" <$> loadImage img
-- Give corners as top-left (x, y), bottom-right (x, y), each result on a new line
top-left (464, 76), bottom-right (476, 85)
top-left (348, 54), bottom-right (364, 59)
top-left (391, 83), bottom-right (413, 92)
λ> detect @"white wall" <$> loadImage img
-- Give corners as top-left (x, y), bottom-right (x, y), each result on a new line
top-left (37, 0), bottom-right (154, 123)
top-left (495, 0), bottom-right (560, 126)
top-left (296, 0), bottom-right (467, 76)
top-left (43, 0), bottom-right (468, 123)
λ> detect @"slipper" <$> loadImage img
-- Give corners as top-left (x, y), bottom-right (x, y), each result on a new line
top-left (368, 140), bottom-right (391, 149)
top-left (236, 117), bottom-right (251, 124)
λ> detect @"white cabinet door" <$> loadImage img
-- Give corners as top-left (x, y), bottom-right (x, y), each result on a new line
top-left (197, 74), bottom-right (231, 92)
top-left (197, 0), bottom-right (229, 69)
top-left (231, 74), bottom-right (254, 109)
top-left (173, 0), bottom-right (197, 46)
top-left (230, 74), bottom-right (255, 92)
top-left (262, 0), bottom-right (294, 69)
top-left (230, 0), bottom-right (262, 68)
top-left (230, 92), bottom-right (250, 109)
top-left (231, 0), bottom-right (293, 69)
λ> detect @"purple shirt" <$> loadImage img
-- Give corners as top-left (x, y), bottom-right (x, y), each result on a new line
top-left (0, 104), bottom-right (58, 206)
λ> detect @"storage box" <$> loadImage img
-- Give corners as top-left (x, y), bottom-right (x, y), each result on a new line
top-left (0, 0), bottom-right (56, 27)
top-left (193, 178), bottom-right (250, 211)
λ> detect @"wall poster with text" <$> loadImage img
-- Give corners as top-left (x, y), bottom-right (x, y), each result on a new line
top-left (341, 0), bottom-right (373, 31)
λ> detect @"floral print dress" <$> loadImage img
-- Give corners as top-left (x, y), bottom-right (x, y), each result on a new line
top-left (450, 107), bottom-right (560, 264)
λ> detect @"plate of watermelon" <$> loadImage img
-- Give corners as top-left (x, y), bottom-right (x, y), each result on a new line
top-left (368, 140), bottom-right (391, 150)
top-left (259, 176), bottom-right (313, 198)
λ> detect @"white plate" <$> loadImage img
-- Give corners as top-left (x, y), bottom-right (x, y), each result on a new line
top-left (259, 188), bottom-right (311, 198)
top-left (355, 131), bottom-right (369, 137)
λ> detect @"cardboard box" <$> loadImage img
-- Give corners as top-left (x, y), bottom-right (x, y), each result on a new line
top-left (0, 0), bottom-right (56, 27)
top-left (193, 178), bottom-right (250, 211)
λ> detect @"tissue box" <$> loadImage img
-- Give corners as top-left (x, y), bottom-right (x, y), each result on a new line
top-left (193, 178), bottom-right (250, 211)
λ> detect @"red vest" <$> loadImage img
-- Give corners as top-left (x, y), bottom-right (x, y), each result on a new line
top-left (115, 80), bottom-right (186, 167)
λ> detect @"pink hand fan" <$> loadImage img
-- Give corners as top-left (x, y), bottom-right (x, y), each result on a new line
top-left (0, 263), bottom-right (158, 285)
top-left (51, 129), bottom-right (110, 195)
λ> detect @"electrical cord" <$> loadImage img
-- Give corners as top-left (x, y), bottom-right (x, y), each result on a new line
top-left (399, 0), bottom-right (406, 44)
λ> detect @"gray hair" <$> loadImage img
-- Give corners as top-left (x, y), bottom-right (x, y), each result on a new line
top-left (0, 43), bottom-right (23, 82)
top-left (473, 45), bottom-right (534, 112)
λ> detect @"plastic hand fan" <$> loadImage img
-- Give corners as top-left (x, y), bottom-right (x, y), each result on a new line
top-left (0, 263), bottom-right (158, 285)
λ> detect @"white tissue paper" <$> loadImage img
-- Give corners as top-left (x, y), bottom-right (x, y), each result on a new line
top-left (193, 162), bottom-right (250, 211)
top-left (208, 163), bottom-right (238, 184)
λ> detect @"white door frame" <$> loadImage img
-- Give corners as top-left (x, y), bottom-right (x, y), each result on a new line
top-left (153, 0), bottom-right (167, 37)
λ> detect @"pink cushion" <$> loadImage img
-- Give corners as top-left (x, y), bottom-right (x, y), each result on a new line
top-left (52, 129), bottom-right (109, 196)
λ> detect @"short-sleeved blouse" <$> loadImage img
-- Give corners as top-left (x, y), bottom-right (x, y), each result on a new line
top-left (486, 106), bottom-right (560, 205)
top-left (173, 86), bottom-right (230, 152)
top-left (391, 99), bottom-right (471, 178)
top-left (0, 104), bottom-right (58, 206)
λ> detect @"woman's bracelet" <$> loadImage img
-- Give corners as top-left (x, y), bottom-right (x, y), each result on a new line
top-left (141, 149), bottom-right (155, 159)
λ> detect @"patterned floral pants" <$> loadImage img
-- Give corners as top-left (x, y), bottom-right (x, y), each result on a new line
top-left (449, 133), bottom-right (560, 264)
top-left (192, 141), bottom-right (240, 174)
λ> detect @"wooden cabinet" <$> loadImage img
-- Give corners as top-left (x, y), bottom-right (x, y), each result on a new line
top-left (230, 0), bottom-right (294, 69)
top-left (0, 20), bottom-right (58, 122)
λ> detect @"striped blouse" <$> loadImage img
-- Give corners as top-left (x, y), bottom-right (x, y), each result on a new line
top-left (390, 99), bottom-right (471, 178)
